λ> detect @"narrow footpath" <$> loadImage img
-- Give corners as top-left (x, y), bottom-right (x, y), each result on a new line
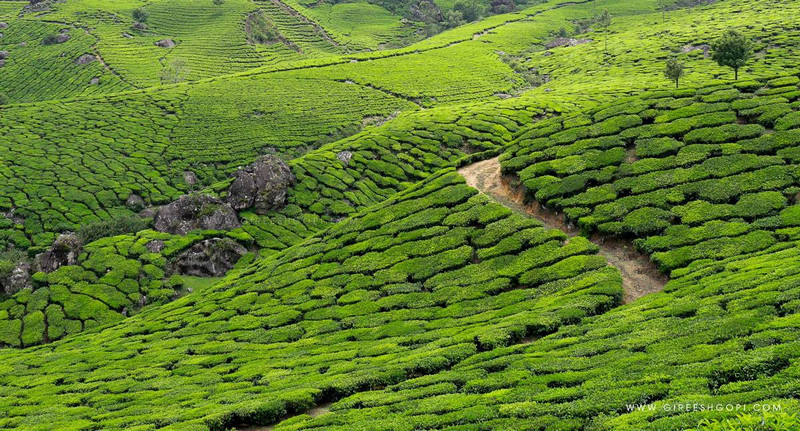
top-left (458, 157), bottom-right (667, 303)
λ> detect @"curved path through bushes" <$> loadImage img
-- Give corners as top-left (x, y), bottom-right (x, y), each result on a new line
top-left (459, 156), bottom-right (667, 303)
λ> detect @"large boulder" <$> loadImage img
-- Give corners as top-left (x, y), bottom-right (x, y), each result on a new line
top-left (337, 151), bottom-right (353, 166)
top-left (1, 262), bottom-right (31, 295)
top-left (125, 194), bottom-right (145, 211)
top-left (173, 238), bottom-right (247, 277)
top-left (227, 155), bottom-right (295, 214)
top-left (36, 233), bottom-right (82, 273)
top-left (153, 194), bottom-right (240, 235)
top-left (155, 39), bottom-right (176, 48)
top-left (75, 53), bottom-right (96, 65)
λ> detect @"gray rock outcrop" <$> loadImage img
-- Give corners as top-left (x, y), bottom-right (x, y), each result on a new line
top-left (173, 238), bottom-right (247, 277)
top-left (153, 194), bottom-right (240, 235)
top-left (145, 240), bottom-right (165, 253)
top-left (337, 151), bottom-right (353, 166)
top-left (227, 155), bottom-right (295, 214)
top-left (36, 233), bottom-right (82, 273)
top-left (155, 39), bottom-right (176, 48)
top-left (1, 262), bottom-right (31, 295)
top-left (75, 53), bottom-right (96, 65)
top-left (125, 194), bottom-right (144, 211)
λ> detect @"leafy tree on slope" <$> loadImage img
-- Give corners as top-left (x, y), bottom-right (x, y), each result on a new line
top-left (711, 29), bottom-right (753, 80)
top-left (597, 9), bottom-right (611, 53)
top-left (664, 57), bottom-right (685, 88)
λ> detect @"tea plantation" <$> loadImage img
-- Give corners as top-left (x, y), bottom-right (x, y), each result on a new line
top-left (2, 0), bottom-right (800, 428)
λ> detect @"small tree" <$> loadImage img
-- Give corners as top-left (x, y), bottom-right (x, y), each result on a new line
top-left (453, 0), bottom-right (485, 22)
top-left (212, 0), bottom-right (225, 5)
top-left (444, 10), bottom-right (465, 29)
top-left (596, 9), bottom-right (611, 53)
top-left (656, 0), bottom-right (670, 22)
top-left (711, 29), bottom-right (753, 80)
top-left (160, 58), bottom-right (188, 84)
top-left (664, 57), bottom-right (684, 88)
top-left (132, 7), bottom-right (149, 23)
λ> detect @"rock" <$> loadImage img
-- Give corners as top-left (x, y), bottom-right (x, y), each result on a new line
top-left (132, 22), bottom-right (148, 30)
top-left (139, 207), bottom-right (158, 219)
top-left (145, 240), bottom-right (165, 253)
top-left (0, 23), bottom-right (7, 30)
top-left (227, 155), bottom-right (295, 214)
top-left (55, 33), bottom-right (70, 44)
top-left (183, 171), bottom-right (197, 186)
top-left (36, 233), bottom-right (82, 273)
top-left (126, 194), bottom-right (144, 211)
top-left (122, 32), bottom-right (133, 38)
top-left (75, 53), bottom-right (96, 65)
top-left (0, 60), bottom-right (5, 68)
top-left (682, 44), bottom-right (710, 58)
top-left (1, 262), bottom-right (31, 296)
top-left (173, 238), bottom-right (247, 277)
top-left (153, 194), bottom-right (240, 235)
top-left (337, 151), bottom-right (353, 166)
top-left (89, 77), bottom-right (100, 85)
top-left (155, 39), bottom-right (176, 48)
top-left (545, 37), bottom-right (593, 49)
top-left (18, 42), bottom-right (26, 47)
top-left (0, 51), bottom-right (8, 60)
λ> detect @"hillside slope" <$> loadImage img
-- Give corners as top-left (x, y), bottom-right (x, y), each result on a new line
top-left (2, 0), bottom-right (800, 429)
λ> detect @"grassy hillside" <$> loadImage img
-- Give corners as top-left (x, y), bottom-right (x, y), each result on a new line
top-left (2, 0), bottom-right (800, 429)
top-left (0, 171), bottom-right (623, 429)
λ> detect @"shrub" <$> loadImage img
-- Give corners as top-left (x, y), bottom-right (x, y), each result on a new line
top-left (246, 12), bottom-right (280, 45)
top-left (132, 8), bottom-right (149, 23)
top-left (76, 217), bottom-right (149, 245)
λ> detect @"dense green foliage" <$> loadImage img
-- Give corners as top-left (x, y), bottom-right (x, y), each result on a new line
top-left (2, 0), bottom-right (800, 428)
top-left (502, 75), bottom-right (800, 274)
top-left (0, 172), bottom-right (623, 429)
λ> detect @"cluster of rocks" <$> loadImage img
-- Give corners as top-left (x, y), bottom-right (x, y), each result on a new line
top-left (0, 50), bottom-right (8, 68)
top-left (1, 232), bottom-right (83, 296)
top-left (172, 238), bottom-right (247, 277)
top-left (152, 155), bottom-right (295, 234)
top-left (2, 155), bottom-right (298, 296)
top-left (153, 194), bottom-right (240, 235)
top-left (149, 155), bottom-right (294, 276)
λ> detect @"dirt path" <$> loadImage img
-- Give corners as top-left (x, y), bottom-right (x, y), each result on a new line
top-left (458, 157), bottom-right (667, 303)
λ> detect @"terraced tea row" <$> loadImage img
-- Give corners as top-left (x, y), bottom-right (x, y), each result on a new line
top-left (501, 75), bottom-right (800, 273)
top-left (0, 9), bottom-right (131, 103)
top-left (282, 237), bottom-right (800, 430)
top-left (0, 88), bottom-right (548, 346)
top-left (0, 171), bottom-right (623, 430)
